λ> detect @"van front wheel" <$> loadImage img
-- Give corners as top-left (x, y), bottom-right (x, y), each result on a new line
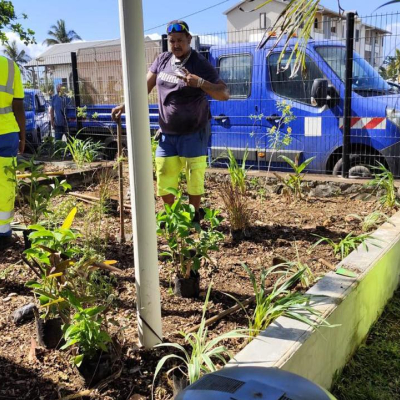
top-left (332, 155), bottom-right (373, 178)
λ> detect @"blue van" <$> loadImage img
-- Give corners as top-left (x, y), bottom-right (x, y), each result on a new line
top-left (208, 38), bottom-right (400, 176)
top-left (24, 89), bottom-right (51, 152)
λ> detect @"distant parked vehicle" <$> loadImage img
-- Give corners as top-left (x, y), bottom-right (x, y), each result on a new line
top-left (24, 89), bottom-right (51, 153)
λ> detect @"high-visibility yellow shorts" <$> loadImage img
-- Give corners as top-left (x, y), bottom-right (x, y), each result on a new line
top-left (0, 132), bottom-right (18, 236)
top-left (155, 156), bottom-right (207, 196)
top-left (154, 128), bottom-right (210, 196)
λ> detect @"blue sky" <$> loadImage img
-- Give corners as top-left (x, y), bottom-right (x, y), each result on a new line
top-left (4, 0), bottom-right (400, 57)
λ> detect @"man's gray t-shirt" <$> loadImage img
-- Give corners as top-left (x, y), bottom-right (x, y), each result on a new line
top-left (150, 50), bottom-right (220, 135)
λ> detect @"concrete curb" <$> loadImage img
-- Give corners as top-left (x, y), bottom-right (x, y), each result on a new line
top-left (227, 210), bottom-right (400, 389)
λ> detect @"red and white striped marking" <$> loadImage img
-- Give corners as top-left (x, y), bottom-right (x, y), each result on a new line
top-left (339, 117), bottom-right (386, 130)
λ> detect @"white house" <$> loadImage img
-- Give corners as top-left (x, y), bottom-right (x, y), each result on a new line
top-left (25, 38), bottom-right (162, 103)
top-left (223, 0), bottom-right (388, 68)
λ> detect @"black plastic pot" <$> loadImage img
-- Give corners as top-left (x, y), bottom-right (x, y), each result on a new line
top-left (23, 229), bottom-right (33, 250)
top-left (174, 271), bottom-right (200, 298)
top-left (36, 317), bottom-right (64, 349)
top-left (173, 369), bottom-right (189, 396)
top-left (78, 350), bottom-right (115, 387)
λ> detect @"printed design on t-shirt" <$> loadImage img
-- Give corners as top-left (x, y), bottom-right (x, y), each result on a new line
top-left (158, 71), bottom-right (180, 85)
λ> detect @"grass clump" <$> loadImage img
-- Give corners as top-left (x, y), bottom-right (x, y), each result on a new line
top-left (366, 162), bottom-right (399, 209)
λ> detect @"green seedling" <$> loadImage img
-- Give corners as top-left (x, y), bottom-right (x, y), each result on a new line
top-left (312, 232), bottom-right (381, 260)
top-left (152, 283), bottom-right (248, 393)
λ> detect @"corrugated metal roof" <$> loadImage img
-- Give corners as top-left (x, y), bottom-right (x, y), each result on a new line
top-left (26, 39), bottom-right (121, 66)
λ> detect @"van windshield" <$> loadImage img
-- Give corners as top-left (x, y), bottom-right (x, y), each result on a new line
top-left (316, 46), bottom-right (393, 96)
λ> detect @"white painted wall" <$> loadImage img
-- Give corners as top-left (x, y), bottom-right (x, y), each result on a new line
top-left (228, 211), bottom-right (400, 389)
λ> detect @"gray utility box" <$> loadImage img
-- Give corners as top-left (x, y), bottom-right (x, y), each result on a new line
top-left (175, 367), bottom-right (337, 400)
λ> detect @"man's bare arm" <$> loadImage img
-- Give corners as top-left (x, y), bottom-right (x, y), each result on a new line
top-left (200, 79), bottom-right (229, 101)
top-left (147, 71), bottom-right (157, 94)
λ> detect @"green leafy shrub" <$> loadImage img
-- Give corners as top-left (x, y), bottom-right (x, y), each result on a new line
top-left (10, 158), bottom-right (71, 225)
top-left (61, 292), bottom-right (112, 366)
top-left (156, 189), bottom-right (224, 278)
top-left (25, 208), bottom-right (119, 320)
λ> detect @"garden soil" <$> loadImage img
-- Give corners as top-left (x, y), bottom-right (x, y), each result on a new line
top-left (0, 168), bottom-right (389, 399)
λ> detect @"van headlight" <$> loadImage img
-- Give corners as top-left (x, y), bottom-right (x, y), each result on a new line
top-left (386, 107), bottom-right (400, 127)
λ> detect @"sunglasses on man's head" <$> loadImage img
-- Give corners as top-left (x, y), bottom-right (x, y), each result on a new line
top-left (167, 23), bottom-right (188, 34)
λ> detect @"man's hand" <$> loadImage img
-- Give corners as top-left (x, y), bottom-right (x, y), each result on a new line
top-left (112, 104), bottom-right (125, 122)
top-left (177, 68), bottom-right (229, 101)
top-left (176, 67), bottom-right (202, 88)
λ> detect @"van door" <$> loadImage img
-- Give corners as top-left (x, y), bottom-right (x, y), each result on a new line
top-left (34, 93), bottom-right (51, 142)
top-left (208, 46), bottom-right (264, 166)
top-left (259, 49), bottom-right (342, 173)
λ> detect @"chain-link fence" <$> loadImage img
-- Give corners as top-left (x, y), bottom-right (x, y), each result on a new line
top-left (21, 11), bottom-right (400, 176)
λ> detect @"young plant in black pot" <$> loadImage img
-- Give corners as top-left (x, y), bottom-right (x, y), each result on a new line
top-left (60, 290), bottom-right (115, 387)
top-left (156, 190), bottom-right (224, 298)
top-left (24, 208), bottom-right (81, 348)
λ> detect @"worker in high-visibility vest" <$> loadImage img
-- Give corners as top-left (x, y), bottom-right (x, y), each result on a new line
top-left (0, 56), bottom-right (25, 250)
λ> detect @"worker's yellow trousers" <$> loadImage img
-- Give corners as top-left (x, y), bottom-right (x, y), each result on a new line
top-left (0, 132), bottom-right (18, 237)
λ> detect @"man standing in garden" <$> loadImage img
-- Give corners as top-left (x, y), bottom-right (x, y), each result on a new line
top-left (112, 20), bottom-right (229, 222)
top-left (50, 84), bottom-right (69, 141)
top-left (0, 55), bottom-right (25, 250)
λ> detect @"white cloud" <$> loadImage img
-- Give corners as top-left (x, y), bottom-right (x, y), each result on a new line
top-left (0, 32), bottom-right (48, 59)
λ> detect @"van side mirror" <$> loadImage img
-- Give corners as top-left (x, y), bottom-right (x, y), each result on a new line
top-left (311, 78), bottom-right (328, 107)
top-left (327, 84), bottom-right (340, 108)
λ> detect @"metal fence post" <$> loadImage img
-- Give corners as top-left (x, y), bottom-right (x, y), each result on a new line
top-left (161, 34), bottom-right (168, 52)
top-left (71, 52), bottom-right (82, 133)
top-left (342, 11), bottom-right (356, 178)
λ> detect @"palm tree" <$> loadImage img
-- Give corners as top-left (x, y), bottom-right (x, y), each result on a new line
top-left (42, 19), bottom-right (82, 46)
top-left (241, 0), bottom-right (400, 76)
top-left (380, 49), bottom-right (400, 82)
top-left (2, 40), bottom-right (31, 75)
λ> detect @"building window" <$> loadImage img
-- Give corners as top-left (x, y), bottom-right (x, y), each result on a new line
top-left (260, 13), bottom-right (267, 30)
top-left (219, 54), bottom-right (252, 98)
top-left (355, 29), bottom-right (360, 42)
top-left (61, 78), bottom-right (68, 89)
top-left (331, 21), bottom-right (336, 34)
top-left (314, 18), bottom-right (318, 29)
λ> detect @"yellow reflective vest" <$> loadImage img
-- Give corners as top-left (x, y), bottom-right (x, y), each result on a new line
top-left (0, 56), bottom-right (24, 135)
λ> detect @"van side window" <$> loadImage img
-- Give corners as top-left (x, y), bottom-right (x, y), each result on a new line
top-left (268, 53), bottom-right (324, 105)
top-left (219, 54), bottom-right (252, 98)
